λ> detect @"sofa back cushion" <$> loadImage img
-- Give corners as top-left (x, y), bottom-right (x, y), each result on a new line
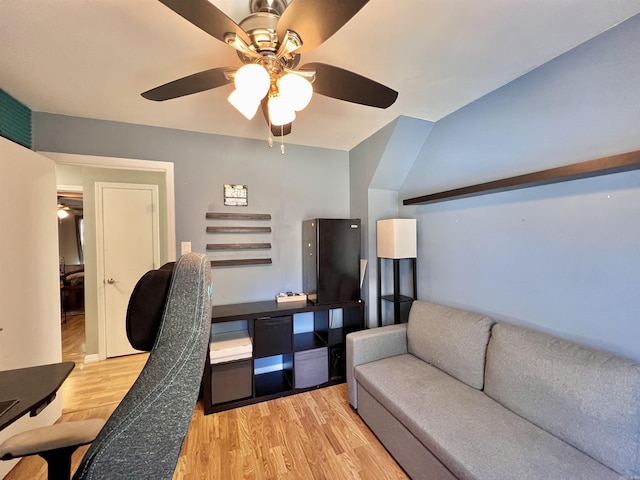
top-left (485, 322), bottom-right (640, 478)
top-left (407, 300), bottom-right (494, 390)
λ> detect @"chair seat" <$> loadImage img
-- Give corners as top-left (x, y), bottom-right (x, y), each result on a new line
top-left (0, 419), bottom-right (105, 459)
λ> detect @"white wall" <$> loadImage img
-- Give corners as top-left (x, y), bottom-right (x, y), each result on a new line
top-left (0, 137), bottom-right (63, 477)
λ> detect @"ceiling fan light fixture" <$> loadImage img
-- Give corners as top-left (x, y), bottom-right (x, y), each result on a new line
top-left (268, 95), bottom-right (296, 126)
top-left (278, 73), bottom-right (313, 111)
top-left (228, 89), bottom-right (261, 120)
top-left (234, 64), bottom-right (270, 99)
top-left (57, 205), bottom-right (70, 219)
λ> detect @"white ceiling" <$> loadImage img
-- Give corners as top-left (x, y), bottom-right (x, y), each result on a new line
top-left (1, 1), bottom-right (639, 151)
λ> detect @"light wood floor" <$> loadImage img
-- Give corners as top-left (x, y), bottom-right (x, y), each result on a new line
top-left (6, 314), bottom-right (408, 479)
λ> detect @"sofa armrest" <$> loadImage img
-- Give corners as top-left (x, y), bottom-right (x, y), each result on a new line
top-left (346, 324), bottom-right (408, 408)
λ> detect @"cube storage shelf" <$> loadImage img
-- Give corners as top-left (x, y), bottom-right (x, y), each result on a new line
top-left (203, 299), bottom-right (364, 414)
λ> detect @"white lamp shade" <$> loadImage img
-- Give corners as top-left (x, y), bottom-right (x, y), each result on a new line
top-left (278, 73), bottom-right (313, 111)
top-left (268, 96), bottom-right (296, 126)
top-left (228, 89), bottom-right (260, 120)
top-left (377, 218), bottom-right (417, 259)
top-left (234, 64), bottom-right (270, 99)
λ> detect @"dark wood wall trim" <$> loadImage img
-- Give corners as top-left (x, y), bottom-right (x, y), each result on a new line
top-left (403, 150), bottom-right (640, 206)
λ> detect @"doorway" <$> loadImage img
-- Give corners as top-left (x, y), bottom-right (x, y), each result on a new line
top-left (57, 188), bottom-right (86, 364)
top-left (50, 152), bottom-right (176, 362)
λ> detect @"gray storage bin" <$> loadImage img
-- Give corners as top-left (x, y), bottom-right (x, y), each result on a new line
top-left (294, 347), bottom-right (328, 389)
top-left (211, 359), bottom-right (252, 404)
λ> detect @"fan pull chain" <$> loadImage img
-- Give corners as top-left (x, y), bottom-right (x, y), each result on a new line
top-left (280, 125), bottom-right (285, 155)
top-left (267, 118), bottom-right (273, 148)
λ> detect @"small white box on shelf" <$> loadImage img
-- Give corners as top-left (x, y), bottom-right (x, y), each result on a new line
top-left (275, 292), bottom-right (307, 303)
top-left (209, 330), bottom-right (252, 364)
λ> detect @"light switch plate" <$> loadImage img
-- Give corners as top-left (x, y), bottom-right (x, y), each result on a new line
top-left (181, 241), bottom-right (191, 255)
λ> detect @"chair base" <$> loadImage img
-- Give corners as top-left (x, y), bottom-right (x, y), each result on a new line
top-left (40, 446), bottom-right (77, 480)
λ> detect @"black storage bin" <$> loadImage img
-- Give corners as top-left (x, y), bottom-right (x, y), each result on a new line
top-left (211, 359), bottom-right (252, 404)
top-left (253, 316), bottom-right (293, 358)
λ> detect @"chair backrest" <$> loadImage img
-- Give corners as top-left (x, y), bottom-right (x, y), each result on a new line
top-left (125, 261), bottom-right (175, 352)
top-left (73, 253), bottom-right (213, 480)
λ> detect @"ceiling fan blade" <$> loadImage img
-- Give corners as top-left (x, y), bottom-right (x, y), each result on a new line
top-left (277, 0), bottom-right (369, 53)
top-left (141, 67), bottom-right (235, 101)
top-left (260, 98), bottom-right (292, 137)
top-left (301, 62), bottom-right (398, 108)
top-left (159, 0), bottom-right (250, 45)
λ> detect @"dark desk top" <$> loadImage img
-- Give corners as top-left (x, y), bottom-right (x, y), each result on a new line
top-left (0, 361), bottom-right (75, 431)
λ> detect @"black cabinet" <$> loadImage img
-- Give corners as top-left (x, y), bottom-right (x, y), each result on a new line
top-left (377, 257), bottom-right (416, 326)
top-left (203, 299), bottom-right (364, 414)
top-left (303, 218), bottom-right (361, 305)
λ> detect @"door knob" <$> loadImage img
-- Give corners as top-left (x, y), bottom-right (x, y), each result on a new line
top-left (106, 278), bottom-right (118, 284)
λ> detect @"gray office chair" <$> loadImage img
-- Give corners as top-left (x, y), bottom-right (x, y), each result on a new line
top-left (0, 253), bottom-right (213, 480)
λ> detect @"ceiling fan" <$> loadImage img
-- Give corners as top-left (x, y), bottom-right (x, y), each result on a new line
top-left (141, 0), bottom-right (398, 141)
top-left (57, 192), bottom-right (83, 219)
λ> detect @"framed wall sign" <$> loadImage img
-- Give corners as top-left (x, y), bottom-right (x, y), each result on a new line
top-left (224, 184), bottom-right (248, 206)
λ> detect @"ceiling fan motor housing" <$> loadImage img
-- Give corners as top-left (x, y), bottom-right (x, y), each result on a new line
top-left (249, 0), bottom-right (288, 16)
top-left (237, 11), bottom-right (299, 70)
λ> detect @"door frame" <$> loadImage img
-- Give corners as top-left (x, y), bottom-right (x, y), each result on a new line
top-left (96, 182), bottom-right (160, 358)
top-left (45, 152), bottom-right (175, 258)
top-left (45, 152), bottom-right (175, 361)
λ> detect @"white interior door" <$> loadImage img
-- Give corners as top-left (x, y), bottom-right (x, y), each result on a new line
top-left (96, 182), bottom-right (160, 358)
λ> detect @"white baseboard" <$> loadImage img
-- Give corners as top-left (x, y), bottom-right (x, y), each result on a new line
top-left (83, 354), bottom-right (100, 364)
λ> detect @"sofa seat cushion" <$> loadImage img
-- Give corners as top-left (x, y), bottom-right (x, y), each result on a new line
top-left (355, 354), bottom-right (623, 480)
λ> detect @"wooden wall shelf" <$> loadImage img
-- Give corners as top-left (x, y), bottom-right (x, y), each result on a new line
top-left (206, 226), bottom-right (271, 233)
top-left (206, 212), bottom-right (271, 220)
top-left (206, 212), bottom-right (272, 267)
top-left (211, 259), bottom-right (272, 267)
top-left (206, 243), bottom-right (271, 250)
top-left (403, 150), bottom-right (640, 206)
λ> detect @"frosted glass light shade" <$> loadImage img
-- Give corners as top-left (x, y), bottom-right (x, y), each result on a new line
top-left (278, 73), bottom-right (313, 111)
top-left (268, 96), bottom-right (296, 126)
top-left (228, 89), bottom-right (260, 120)
top-left (377, 219), bottom-right (417, 259)
top-left (234, 64), bottom-right (270, 99)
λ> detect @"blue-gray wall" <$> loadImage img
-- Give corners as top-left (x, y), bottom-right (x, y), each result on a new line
top-left (30, 13), bottom-right (640, 362)
top-left (350, 116), bottom-right (433, 326)
top-left (398, 14), bottom-right (640, 361)
top-left (33, 115), bottom-right (350, 305)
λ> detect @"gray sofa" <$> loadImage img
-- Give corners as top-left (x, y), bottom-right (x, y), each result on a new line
top-left (346, 300), bottom-right (640, 480)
